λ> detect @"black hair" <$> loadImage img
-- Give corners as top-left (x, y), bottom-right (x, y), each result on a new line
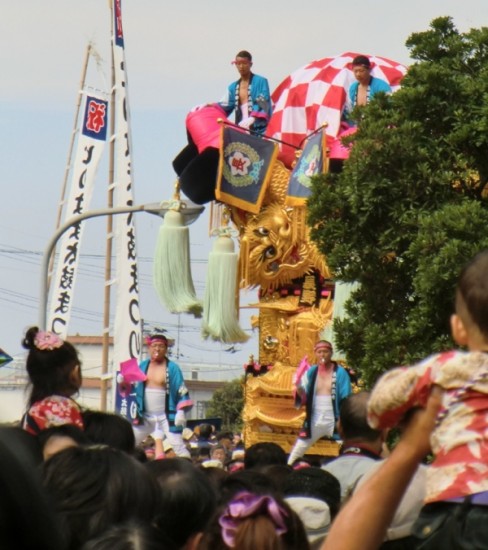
top-left (22, 326), bottom-right (81, 406)
top-left (283, 466), bottom-right (341, 519)
top-left (456, 249), bottom-right (488, 338)
top-left (80, 521), bottom-right (178, 550)
top-left (198, 423), bottom-right (214, 439)
top-left (219, 469), bottom-right (280, 505)
top-left (216, 430), bottom-right (234, 441)
top-left (38, 424), bottom-right (90, 452)
top-left (259, 463), bottom-right (293, 490)
top-left (145, 457), bottom-right (217, 548)
top-left (236, 50), bottom-right (252, 61)
top-left (82, 410), bottom-right (136, 454)
top-left (352, 55), bottom-right (371, 68)
top-left (244, 441), bottom-right (287, 470)
top-left (199, 463), bottom-right (230, 495)
top-left (42, 446), bottom-right (160, 549)
top-left (0, 427), bottom-right (63, 549)
top-left (147, 333), bottom-right (168, 344)
top-left (339, 391), bottom-right (382, 442)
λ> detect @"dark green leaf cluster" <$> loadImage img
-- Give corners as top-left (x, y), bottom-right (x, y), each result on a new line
top-left (205, 378), bottom-right (244, 432)
top-left (308, 17), bottom-right (488, 387)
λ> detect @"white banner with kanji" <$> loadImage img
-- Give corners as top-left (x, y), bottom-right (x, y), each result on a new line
top-left (48, 91), bottom-right (108, 337)
top-left (111, 0), bottom-right (143, 370)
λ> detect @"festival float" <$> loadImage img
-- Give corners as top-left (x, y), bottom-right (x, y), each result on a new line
top-left (44, 0), bottom-right (407, 454)
top-left (168, 53), bottom-right (407, 457)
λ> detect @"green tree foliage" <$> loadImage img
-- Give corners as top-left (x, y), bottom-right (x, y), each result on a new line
top-left (308, 17), bottom-right (488, 387)
top-left (206, 378), bottom-right (244, 431)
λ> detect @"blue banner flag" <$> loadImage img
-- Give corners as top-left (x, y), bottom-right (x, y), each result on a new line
top-left (0, 348), bottom-right (13, 368)
top-left (216, 126), bottom-right (278, 214)
top-left (286, 130), bottom-right (327, 206)
top-left (114, 374), bottom-right (141, 425)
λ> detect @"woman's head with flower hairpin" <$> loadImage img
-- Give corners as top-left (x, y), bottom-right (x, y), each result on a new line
top-left (22, 326), bottom-right (82, 406)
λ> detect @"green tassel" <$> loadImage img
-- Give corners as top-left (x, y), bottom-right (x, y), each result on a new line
top-left (153, 209), bottom-right (202, 317)
top-left (202, 234), bottom-right (249, 343)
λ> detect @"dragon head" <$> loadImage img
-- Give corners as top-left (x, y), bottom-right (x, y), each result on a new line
top-left (240, 203), bottom-right (329, 290)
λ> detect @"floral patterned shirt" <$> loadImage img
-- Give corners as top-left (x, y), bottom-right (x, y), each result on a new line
top-left (23, 395), bottom-right (84, 435)
top-left (368, 350), bottom-right (488, 503)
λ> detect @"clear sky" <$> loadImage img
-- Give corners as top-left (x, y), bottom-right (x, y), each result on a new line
top-left (1, 0), bottom-right (487, 372)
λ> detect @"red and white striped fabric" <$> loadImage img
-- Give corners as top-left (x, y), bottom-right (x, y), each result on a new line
top-left (266, 51), bottom-right (408, 167)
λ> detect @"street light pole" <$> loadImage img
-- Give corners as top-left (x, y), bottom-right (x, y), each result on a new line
top-left (39, 199), bottom-right (204, 411)
top-left (40, 204), bottom-right (154, 330)
top-left (38, 201), bottom-right (204, 330)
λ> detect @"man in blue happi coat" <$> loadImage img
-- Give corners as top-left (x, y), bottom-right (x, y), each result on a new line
top-left (218, 50), bottom-right (272, 136)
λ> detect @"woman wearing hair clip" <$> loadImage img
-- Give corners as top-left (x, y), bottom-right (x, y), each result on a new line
top-left (21, 326), bottom-right (84, 435)
top-left (198, 491), bottom-right (310, 550)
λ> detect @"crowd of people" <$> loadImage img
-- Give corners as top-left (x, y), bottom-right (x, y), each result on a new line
top-left (1, 319), bottom-right (360, 549)
top-left (0, 380), bottom-right (428, 550)
top-left (0, 336), bottom-right (421, 550)
top-left (5, 249), bottom-right (487, 549)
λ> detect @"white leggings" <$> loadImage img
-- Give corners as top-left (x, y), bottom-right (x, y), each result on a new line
top-left (288, 395), bottom-right (335, 465)
top-left (133, 388), bottom-right (190, 458)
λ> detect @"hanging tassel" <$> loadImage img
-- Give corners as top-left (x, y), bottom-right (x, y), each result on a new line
top-left (153, 183), bottom-right (202, 318)
top-left (202, 210), bottom-right (249, 344)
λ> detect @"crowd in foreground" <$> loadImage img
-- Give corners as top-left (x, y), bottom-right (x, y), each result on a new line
top-left (0, 391), bottom-right (434, 550)
top-left (4, 248), bottom-right (488, 549)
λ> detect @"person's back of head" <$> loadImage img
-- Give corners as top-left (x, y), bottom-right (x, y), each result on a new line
top-left (259, 463), bottom-right (293, 492)
top-left (82, 409), bottom-right (136, 454)
top-left (283, 468), bottom-right (340, 549)
top-left (145, 457), bottom-right (217, 548)
top-left (80, 521), bottom-right (178, 550)
top-left (455, 249), bottom-right (488, 342)
top-left (42, 445), bottom-right (160, 549)
top-left (199, 491), bottom-right (310, 550)
top-left (339, 391), bottom-right (382, 443)
top-left (200, 462), bottom-right (230, 495)
top-left (220, 469), bottom-right (280, 506)
top-left (22, 326), bottom-right (82, 406)
top-left (244, 442), bottom-right (287, 470)
top-left (283, 467), bottom-right (341, 519)
top-left (0, 427), bottom-right (63, 550)
top-left (197, 446), bottom-right (212, 462)
top-left (38, 423), bottom-right (90, 460)
top-left (199, 423), bottom-right (214, 440)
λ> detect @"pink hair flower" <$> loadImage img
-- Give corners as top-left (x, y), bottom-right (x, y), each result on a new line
top-left (34, 331), bottom-right (63, 351)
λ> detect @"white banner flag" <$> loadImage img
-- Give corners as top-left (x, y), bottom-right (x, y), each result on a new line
top-left (111, 0), bottom-right (143, 369)
top-left (48, 91), bottom-right (109, 338)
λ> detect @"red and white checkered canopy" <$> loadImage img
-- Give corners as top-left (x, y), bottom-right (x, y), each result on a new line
top-left (266, 51), bottom-right (408, 167)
